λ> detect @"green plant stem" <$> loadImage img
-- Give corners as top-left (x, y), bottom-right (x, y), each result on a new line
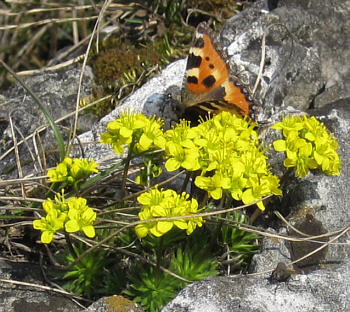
top-left (249, 208), bottom-right (261, 225)
top-left (279, 167), bottom-right (294, 186)
top-left (79, 160), bottom-right (125, 195)
top-left (200, 192), bottom-right (208, 207)
top-left (65, 232), bottom-right (79, 262)
top-left (208, 194), bottom-right (226, 247)
top-left (249, 167), bottom-right (292, 224)
top-left (180, 171), bottom-right (191, 193)
top-left (120, 141), bottom-right (135, 198)
top-left (155, 236), bottom-right (164, 271)
top-left (146, 159), bottom-right (152, 188)
top-left (218, 194), bottom-right (225, 210)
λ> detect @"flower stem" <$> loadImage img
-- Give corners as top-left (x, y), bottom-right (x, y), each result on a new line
top-left (121, 141), bottom-right (135, 198)
top-left (180, 171), bottom-right (191, 193)
top-left (146, 159), bottom-right (152, 188)
top-left (65, 232), bottom-right (78, 260)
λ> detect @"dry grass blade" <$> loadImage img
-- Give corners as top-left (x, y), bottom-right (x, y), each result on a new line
top-left (62, 196), bottom-right (272, 270)
top-left (16, 54), bottom-right (85, 76)
top-left (0, 196), bottom-right (44, 203)
top-left (47, 34), bottom-right (91, 66)
top-left (0, 221), bottom-right (36, 228)
top-left (0, 96), bottom-right (111, 163)
top-left (8, 111), bottom-right (24, 196)
top-left (0, 205), bottom-right (42, 212)
top-left (0, 16), bottom-right (98, 31)
top-left (0, 4), bottom-right (98, 16)
top-left (31, 129), bottom-right (44, 174)
top-left (13, 122), bottom-right (42, 174)
top-left (0, 175), bottom-right (47, 186)
top-left (274, 211), bottom-right (313, 237)
top-left (247, 225), bottom-right (350, 278)
top-left (14, 25), bottom-right (49, 69)
top-left (0, 278), bottom-right (91, 306)
top-left (252, 31), bottom-right (265, 96)
top-left (69, 0), bottom-right (115, 154)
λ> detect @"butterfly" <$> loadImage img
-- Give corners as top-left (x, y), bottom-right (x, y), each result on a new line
top-left (180, 22), bottom-right (257, 119)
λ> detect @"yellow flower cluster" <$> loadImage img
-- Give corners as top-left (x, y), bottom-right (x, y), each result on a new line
top-left (47, 157), bottom-right (98, 186)
top-left (135, 188), bottom-right (203, 238)
top-left (100, 112), bottom-right (165, 154)
top-left (164, 112), bottom-right (282, 211)
top-left (33, 191), bottom-right (96, 244)
top-left (272, 115), bottom-right (341, 177)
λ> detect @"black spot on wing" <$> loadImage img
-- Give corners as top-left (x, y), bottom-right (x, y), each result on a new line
top-left (202, 75), bottom-right (216, 88)
top-left (186, 53), bottom-right (202, 70)
top-left (231, 78), bottom-right (254, 103)
top-left (187, 76), bottom-right (198, 84)
top-left (193, 37), bottom-right (204, 48)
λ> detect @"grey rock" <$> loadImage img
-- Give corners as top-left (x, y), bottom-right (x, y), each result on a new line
top-left (0, 64), bottom-right (95, 177)
top-left (162, 263), bottom-right (350, 312)
top-left (219, 0), bottom-right (350, 120)
top-left (0, 260), bottom-right (81, 312)
top-left (82, 295), bottom-right (143, 312)
top-left (76, 60), bottom-right (184, 162)
top-left (163, 102), bottom-right (350, 312)
top-left (162, 0), bottom-right (350, 310)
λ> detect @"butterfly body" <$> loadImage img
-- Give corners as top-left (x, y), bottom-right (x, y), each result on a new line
top-left (181, 22), bottom-right (256, 119)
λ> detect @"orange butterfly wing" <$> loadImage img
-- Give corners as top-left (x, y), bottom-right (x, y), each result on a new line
top-left (181, 22), bottom-right (254, 118)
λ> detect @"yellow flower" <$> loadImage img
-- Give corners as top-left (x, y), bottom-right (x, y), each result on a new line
top-left (272, 115), bottom-right (341, 177)
top-left (33, 209), bottom-right (66, 244)
top-left (135, 189), bottom-right (203, 238)
top-left (47, 157), bottom-right (98, 186)
top-left (101, 112), bottom-right (166, 155)
top-left (65, 197), bottom-right (97, 238)
top-left (33, 192), bottom-right (96, 243)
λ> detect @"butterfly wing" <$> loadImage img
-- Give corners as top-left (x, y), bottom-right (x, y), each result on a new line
top-left (181, 22), bottom-right (254, 118)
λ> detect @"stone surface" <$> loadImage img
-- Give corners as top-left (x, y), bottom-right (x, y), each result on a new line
top-left (0, 260), bottom-right (81, 312)
top-left (162, 262), bottom-right (350, 312)
top-left (0, 64), bottom-right (95, 177)
top-left (82, 295), bottom-right (143, 312)
top-left (163, 102), bottom-right (350, 312)
top-left (1, 0), bottom-right (349, 310)
top-left (75, 60), bottom-right (184, 162)
top-left (219, 0), bottom-right (350, 120)
top-left (161, 0), bottom-right (350, 310)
